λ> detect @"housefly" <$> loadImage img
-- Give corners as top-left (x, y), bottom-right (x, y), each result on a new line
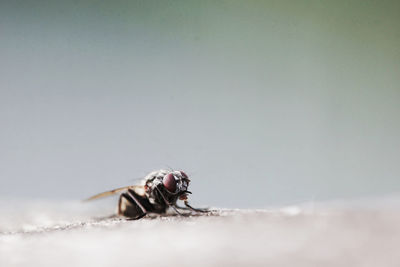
top-left (86, 169), bottom-right (207, 220)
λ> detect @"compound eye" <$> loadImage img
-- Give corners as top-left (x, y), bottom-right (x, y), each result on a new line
top-left (163, 173), bottom-right (177, 192)
top-left (180, 171), bottom-right (189, 179)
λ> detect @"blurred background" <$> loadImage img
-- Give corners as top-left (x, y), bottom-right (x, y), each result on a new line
top-left (1, 0), bottom-right (399, 208)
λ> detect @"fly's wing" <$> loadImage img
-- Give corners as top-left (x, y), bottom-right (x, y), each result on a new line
top-left (85, 185), bottom-right (144, 201)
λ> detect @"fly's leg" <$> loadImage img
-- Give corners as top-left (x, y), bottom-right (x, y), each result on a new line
top-left (174, 204), bottom-right (192, 211)
top-left (118, 190), bottom-right (147, 220)
top-left (173, 203), bottom-right (209, 216)
top-left (184, 201), bottom-right (209, 213)
top-left (171, 204), bottom-right (193, 217)
top-left (154, 187), bottom-right (190, 217)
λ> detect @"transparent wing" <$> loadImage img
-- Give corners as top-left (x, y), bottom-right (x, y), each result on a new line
top-left (85, 185), bottom-right (143, 201)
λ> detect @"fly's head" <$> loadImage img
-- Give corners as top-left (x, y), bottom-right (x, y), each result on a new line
top-left (162, 170), bottom-right (191, 200)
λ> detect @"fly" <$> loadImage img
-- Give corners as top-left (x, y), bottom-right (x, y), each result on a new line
top-left (86, 169), bottom-right (207, 220)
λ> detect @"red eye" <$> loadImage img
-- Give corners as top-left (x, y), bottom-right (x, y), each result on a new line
top-left (163, 173), bottom-right (177, 192)
top-left (180, 171), bottom-right (189, 179)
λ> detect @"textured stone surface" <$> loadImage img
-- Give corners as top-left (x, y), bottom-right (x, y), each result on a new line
top-left (1, 201), bottom-right (399, 267)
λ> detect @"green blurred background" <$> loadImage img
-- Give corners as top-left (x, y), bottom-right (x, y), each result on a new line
top-left (1, 0), bottom-right (399, 207)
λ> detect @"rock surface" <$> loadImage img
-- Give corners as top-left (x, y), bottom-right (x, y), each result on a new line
top-left (1, 200), bottom-right (399, 267)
